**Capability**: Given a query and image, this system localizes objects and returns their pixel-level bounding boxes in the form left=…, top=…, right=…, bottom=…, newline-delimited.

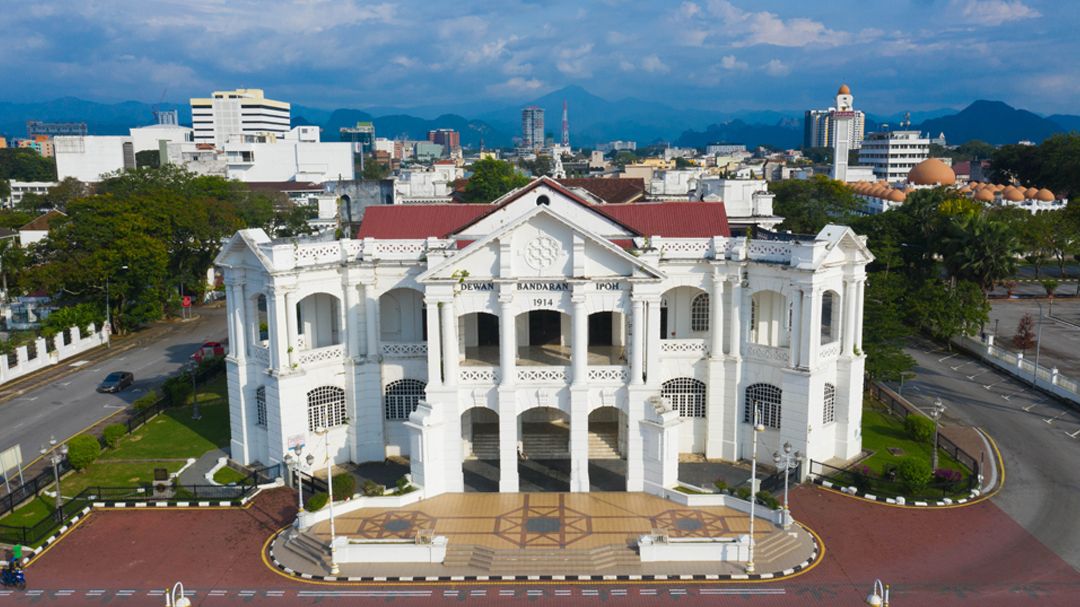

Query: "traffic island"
left=266, top=491, right=820, bottom=582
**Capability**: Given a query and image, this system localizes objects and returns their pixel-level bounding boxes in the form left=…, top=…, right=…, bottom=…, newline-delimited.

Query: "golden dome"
left=1036, top=188, right=1055, bottom=201
left=838, top=83, right=851, bottom=95
left=1024, top=187, right=1038, bottom=198
left=1003, top=186, right=1024, bottom=202
left=907, top=158, right=956, bottom=186
left=974, top=188, right=995, bottom=202
left=994, top=183, right=1006, bottom=191
left=887, top=189, right=906, bottom=202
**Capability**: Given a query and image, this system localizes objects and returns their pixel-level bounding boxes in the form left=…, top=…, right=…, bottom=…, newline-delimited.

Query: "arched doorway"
left=588, top=406, right=627, bottom=491
left=517, top=407, right=570, bottom=491
left=516, top=310, right=571, bottom=366
left=461, top=311, right=500, bottom=365
left=461, top=407, right=500, bottom=492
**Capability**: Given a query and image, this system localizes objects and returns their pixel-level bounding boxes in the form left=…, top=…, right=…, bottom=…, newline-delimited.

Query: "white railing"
left=955, top=334, right=1080, bottom=406
left=372, top=240, right=427, bottom=261
left=661, top=239, right=711, bottom=259
left=587, top=366, right=629, bottom=383
left=0, top=323, right=109, bottom=385
left=460, top=367, right=499, bottom=384
left=296, top=344, right=345, bottom=366
left=746, top=343, right=790, bottom=365
left=517, top=367, right=569, bottom=383
left=250, top=345, right=270, bottom=366
left=819, top=341, right=842, bottom=359
left=381, top=342, right=428, bottom=358
left=660, top=339, right=709, bottom=358
left=746, top=241, right=793, bottom=264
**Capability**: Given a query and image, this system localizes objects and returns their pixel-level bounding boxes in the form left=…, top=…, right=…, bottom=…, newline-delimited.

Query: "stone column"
left=499, top=293, right=516, bottom=384
left=363, top=283, right=379, bottom=359
left=570, top=290, right=590, bottom=492
left=441, top=299, right=458, bottom=386
left=284, top=290, right=298, bottom=367
left=790, top=288, right=803, bottom=369
left=630, top=297, right=645, bottom=385
left=645, top=297, right=661, bottom=386
left=244, top=288, right=259, bottom=353
left=855, top=279, right=865, bottom=352
left=230, top=282, right=247, bottom=361
left=268, top=286, right=289, bottom=371
left=842, top=279, right=856, bottom=355
left=710, top=271, right=724, bottom=359
left=801, top=287, right=816, bottom=368
left=425, top=296, right=442, bottom=387
left=728, top=278, right=742, bottom=357
left=497, top=291, right=519, bottom=491
left=571, top=293, right=588, bottom=385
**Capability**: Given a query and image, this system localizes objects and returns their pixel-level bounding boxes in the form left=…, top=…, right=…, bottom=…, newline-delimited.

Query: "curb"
left=810, top=478, right=982, bottom=508
left=264, top=526, right=821, bottom=584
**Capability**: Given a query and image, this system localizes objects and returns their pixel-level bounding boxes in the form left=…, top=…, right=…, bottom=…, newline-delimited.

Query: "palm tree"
left=939, top=213, right=1021, bottom=295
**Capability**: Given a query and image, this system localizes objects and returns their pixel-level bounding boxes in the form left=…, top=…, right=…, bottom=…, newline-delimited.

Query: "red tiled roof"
left=19, top=209, right=66, bottom=232
left=357, top=205, right=492, bottom=239
left=556, top=178, right=645, bottom=204
left=596, top=202, right=730, bottom=238
left=246, top=181, right=324, bottom=193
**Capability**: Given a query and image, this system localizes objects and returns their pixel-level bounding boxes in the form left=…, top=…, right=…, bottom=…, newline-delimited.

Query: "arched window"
left=662, top=378, right=706, bottom=418
left=823, top=383, right=836, bottom=424
left=307, top=386, right=346, bottom=432
left=384, top=379, right=427, bottom=420
left=691, top=293, right=710, bottom=332
left=744, top=383, right=782, bottom=429
left=255, top=386, right=267, bottom=427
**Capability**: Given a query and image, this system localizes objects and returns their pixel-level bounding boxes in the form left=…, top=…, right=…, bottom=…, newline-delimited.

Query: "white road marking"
left=60, top=381, right=72, bottom=387
left=499, top=589, right=515, bottom=596
left=1066, top=428, right=1080, bottom=439
left=1043, top=410, right=1069, bottom=424
left=966, top=369, right=990, bottom=379
left=984, top=379, right=1010, bottom=390
left=951, top=360, right=976, bottom=371
left=699, top=587, right=787, bottom=595
left=103, top=404, right=125, bottom=409
left=938, top=353, right=958, bottom=363
left=69, top=361, right=90, bottom=367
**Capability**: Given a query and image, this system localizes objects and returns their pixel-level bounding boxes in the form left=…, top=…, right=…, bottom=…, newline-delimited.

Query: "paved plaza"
left=989, top=298, right=1080, bottom=378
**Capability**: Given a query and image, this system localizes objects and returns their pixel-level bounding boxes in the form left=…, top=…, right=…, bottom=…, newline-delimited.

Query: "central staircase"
left=443, top=544, right=639, bottom=574
left=466, top=426, right=623, bottom=460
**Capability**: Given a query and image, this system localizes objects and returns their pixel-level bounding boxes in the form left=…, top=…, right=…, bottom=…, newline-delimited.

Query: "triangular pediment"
left=418, top=205, right=664, bottom=283
left=214, top=229, right=275, bottom=272
left=816, top=224, right=875, bottom=267
left=454, top=177, right=638, bottom=241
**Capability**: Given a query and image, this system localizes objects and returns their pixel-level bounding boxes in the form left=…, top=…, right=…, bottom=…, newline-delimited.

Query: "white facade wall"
left=223, top=141, right=354, bottom=183
left=130, top=125, right=193, bottom=153
left=858, top=130, right=929, bottom=184
left=216, top=180, right=871, bottom=499
left=1, top=181, right=57, bottom=208
left=54, top=136, right=130, bottom=182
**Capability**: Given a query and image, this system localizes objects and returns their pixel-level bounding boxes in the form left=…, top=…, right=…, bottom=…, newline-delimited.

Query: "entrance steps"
left=754, top=530, right=802, bottom=563
left=283, top=529, right=328, bottom=567
left=469, top=431, right=621, bottom=460
left=443, top=544, right=639, bottom=574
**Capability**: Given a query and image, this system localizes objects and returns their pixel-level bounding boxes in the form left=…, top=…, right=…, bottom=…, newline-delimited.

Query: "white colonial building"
left=215, top=177, right=871, bottom=497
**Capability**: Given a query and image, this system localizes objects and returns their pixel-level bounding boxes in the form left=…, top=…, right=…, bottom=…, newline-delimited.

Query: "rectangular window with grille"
left=255, top=387, right=267, bottom=427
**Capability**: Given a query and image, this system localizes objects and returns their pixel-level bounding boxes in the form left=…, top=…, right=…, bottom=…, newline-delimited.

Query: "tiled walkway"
left=306, top=492, right=771, bottom=551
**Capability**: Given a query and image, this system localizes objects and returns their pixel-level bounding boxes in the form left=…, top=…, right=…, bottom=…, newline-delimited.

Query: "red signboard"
left=182, top=296, right=192, bottom=308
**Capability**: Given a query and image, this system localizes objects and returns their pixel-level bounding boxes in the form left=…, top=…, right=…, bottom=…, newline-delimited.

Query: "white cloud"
left=706, top=0, right=849, bottom=47
left=641, top=54, right=670, bottom=73
left=720, top=55, right=748, bottom=70
left=682, top=29, right=710, bottom=47
left=618, top=59, right=636, bottom=72
left=556, top=43, right=594, bottom=77
left=763, top=59, right=790, bottom=76
left=679, top=2, right=701, bottom=18
left=486, top=76, right=545, bottom=96
left=606, top=31, right=632, bottom=45
left=951, top=0, right=1040, bottom=26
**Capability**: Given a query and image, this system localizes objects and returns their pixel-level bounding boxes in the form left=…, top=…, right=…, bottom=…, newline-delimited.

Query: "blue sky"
left=1, top=0, right=1076, bottom=115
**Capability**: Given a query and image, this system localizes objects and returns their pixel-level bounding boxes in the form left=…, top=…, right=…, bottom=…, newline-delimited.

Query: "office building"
left=428, top=129, right=461, bottom=151
left=521, top=106, right=545, bottom=150
left=190, top=89, right=291, bottom=146
left=803, top=85, right=865, bottom=150
left=858, top=130, right=929, bottom=183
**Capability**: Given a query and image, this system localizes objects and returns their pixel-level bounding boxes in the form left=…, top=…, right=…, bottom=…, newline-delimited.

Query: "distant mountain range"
left=2, top=87, right=1077, bottom=149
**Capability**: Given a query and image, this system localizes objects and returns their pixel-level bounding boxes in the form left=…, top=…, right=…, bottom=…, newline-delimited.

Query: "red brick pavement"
left=13, top=486, right=1080, bottom=606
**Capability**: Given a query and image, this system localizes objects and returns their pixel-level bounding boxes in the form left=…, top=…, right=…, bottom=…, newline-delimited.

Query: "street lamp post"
left=189, top=363, right=201, bottom=421
left=316, top=427, right=339, bottom=576
left=40, top=436, right=68, bottom=519
left=746, top=403, right=764, bottom=574
left=284, top=446, right=315, bottom=516
left=772, top=442, right=802, bottom=530
left=928, top=398, right=946, bottom=471
left=866, top=579, right=890, bottom=606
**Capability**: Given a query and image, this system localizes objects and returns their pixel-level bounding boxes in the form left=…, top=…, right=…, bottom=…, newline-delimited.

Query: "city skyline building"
left=858, top=129, right=930, bottom=183
left=521, top=106, right=544, bottom=150
left=190, top=88, right=291, bottom=147
left=803, top=85, right=865, bottom=150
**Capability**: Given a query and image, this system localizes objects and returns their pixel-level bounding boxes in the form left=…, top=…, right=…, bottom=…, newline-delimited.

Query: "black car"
left=97, top=371, right=134, bottom=393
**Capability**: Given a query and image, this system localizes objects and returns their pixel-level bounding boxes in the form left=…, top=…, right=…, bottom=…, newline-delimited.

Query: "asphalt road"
left=886, top=337, right=1080, bottom=570
left=0, top=308, right=227, bottom=483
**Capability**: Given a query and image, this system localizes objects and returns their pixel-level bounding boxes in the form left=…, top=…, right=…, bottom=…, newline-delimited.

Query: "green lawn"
left=100, top=402, right=229, bottom=460
left=0, top=496, right=53, bottom=528
left=61, top=461, right=185, bottom=495
left=860, top=408, right=967, bottom=477
left=213, top=466, right=247, bottom=485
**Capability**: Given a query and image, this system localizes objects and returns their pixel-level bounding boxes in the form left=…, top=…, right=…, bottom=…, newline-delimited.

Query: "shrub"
left=904, top=414, right=935, bottom=444
left=133, top=391, right=160, bottom=411
left=361, top=479, right=384, bottom=497
left=306, top=492, right=328, bottom=511
left=102, top=424, right=127, bottom=449
left=898, top=457, right=933, bottom=493
left=713, top=479, right=728, bottom=494
left=162, top=375, right=192, bottom=406
left=67, top=434, right=101, bottom=470
left=755, top=490, right=780, bottom=510
left=735, top=486, right=752, bottom=501
left=331, top=473, right=356, bottom=499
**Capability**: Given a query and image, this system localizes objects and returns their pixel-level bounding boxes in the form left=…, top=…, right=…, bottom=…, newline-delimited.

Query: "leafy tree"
left=938, top=213, right=1020, bottom=294
left=360, top=156, right=389, bottom=180
left=1013, top=313, right=1036, bottom=351
left=904, top=415, right=935, bottom=444
left=103, top=424, right=127, bottom=449
left=1041, top=279, right=1059, bottom=298
left=674, top=156, right=694, bottom=169
left=0, top=148, right=57, bottom=181
left=897, top=457, right=932, bottom=493
left=909, top=279, right=990, bottom=342
left=40, top=302, right=104, bottom=337
left=519, top=155, right=553, bottom=177
left=861, top=273, right=916, bottom=380
left=271, top=202, right=316, bottom=237
left=462, top=158, right=529, bottom=203
left=0, top=210, right=35, bottom=230
left=0, top=178, right=9, bottom=201
left=611, top=150, right=639, bottom=167
left=771, top=175, right=861, bottom=234
left=43, top=177, right=90, bottom=212
left=991, top=134, right=1080, bottom=199
left=67, top=434, right=101, bottom=471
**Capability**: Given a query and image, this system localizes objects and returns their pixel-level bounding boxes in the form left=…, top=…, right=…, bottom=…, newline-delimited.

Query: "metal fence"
left=0, top=464, right=279, bottom=547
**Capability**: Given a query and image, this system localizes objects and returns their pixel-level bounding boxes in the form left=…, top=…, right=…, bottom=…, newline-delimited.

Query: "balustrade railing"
left=296, top=344, right=345, bottom=366
left=381, top=342, right=428, bottom=358
left=746, top=343, right=790, bottom=364
left=587, top=366, right=629, bottom=383
left=517, top=367, right=569, bottom=383
left=460, top=367, right=499, bottom=384
left=659, top=339, right=709, bottom=358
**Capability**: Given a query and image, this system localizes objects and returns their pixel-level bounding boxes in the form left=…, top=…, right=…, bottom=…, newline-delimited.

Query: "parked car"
left=97, top=371, right=134, bottom=393
left=190, top=341, right=225, bottom=363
